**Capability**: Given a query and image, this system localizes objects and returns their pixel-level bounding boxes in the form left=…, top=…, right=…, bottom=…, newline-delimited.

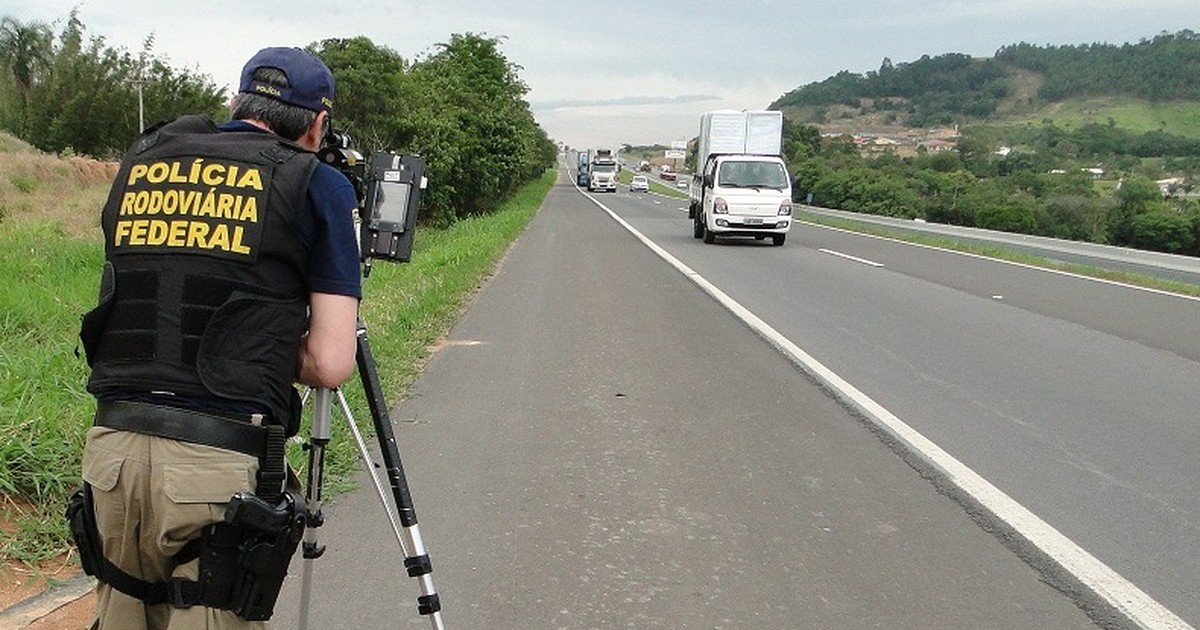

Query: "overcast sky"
left=5, top=0, right=1200, bottom=150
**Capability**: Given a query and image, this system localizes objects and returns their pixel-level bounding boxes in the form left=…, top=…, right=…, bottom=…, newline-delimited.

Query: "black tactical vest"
left=80, top=115, right=317, bottom=433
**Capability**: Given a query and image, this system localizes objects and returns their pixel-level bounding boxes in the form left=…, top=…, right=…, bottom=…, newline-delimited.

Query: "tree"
left=0, top=16, right=52, bottom=134
left=1, top=9, right=223, bottom=157
left=1111, top=176, right=1162, bottom=244
left=400, top=33, right=554, bottom=224
left=310, top=37, right=408, bottom=151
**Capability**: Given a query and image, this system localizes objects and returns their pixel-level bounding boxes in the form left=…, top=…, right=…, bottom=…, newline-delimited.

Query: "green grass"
left=796, top=210, right=1200, bottom=298
left=1000, top=96, right=1200, bottom=137
left=0, top=169, right=556, bottom=566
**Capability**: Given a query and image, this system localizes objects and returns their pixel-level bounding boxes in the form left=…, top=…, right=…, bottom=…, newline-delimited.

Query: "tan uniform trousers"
left=82, top=425, right=266, bottom=630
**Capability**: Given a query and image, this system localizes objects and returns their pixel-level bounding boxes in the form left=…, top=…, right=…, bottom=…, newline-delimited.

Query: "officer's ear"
left=298, top=111, right=327, bottom=152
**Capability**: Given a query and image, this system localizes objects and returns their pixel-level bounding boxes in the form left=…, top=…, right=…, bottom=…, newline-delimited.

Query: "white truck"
left=688, top=110, right=792, bottom=246
left=587, top=148, right=618, bottom=193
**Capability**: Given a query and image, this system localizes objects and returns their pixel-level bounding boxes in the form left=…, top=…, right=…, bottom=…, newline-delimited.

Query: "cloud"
left=531, top=94, right=722, bottom=112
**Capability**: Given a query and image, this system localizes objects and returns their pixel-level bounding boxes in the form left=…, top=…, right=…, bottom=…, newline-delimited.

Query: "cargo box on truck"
left=688, top=110, right=792, bottom=246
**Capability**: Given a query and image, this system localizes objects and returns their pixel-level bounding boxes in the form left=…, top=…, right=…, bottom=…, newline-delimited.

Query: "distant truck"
left=576, top=150, right=590, bottom=187
left=587, top=148, right=618, bottom=192
left=688, top=110, right=792, bottom=246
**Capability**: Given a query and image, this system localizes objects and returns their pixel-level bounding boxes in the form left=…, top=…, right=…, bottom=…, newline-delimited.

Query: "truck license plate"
left=745, top=218, right=763, bottom=225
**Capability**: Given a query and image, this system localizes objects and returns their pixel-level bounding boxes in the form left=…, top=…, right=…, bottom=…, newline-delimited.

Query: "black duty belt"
left=93, top=400, right=286, bottom=500
left=94, top=400, right=267, bottom=457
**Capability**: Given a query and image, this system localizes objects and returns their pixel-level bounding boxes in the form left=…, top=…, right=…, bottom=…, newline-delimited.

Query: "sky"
left=4, top=0, right=1200, bottom=150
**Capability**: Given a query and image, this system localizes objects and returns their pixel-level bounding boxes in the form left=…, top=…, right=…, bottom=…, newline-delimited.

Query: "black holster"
left=64, top=485, right=306, bottom=621
left=65, top=485, right=105, bottom=578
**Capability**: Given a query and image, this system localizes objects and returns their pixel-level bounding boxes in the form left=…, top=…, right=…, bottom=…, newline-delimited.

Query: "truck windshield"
left=591, top=164, right=616, bottom=173
left=717, top=161, right=788, bottom=190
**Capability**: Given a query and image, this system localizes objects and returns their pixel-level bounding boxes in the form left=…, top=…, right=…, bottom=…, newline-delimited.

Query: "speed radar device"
left=318, top=129, right=428, bottom=274
left=361, top=152, right=426, bottom=266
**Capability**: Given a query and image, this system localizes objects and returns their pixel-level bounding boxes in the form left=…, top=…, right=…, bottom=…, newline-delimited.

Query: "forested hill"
left=770, top=30, right=1200, bottom=129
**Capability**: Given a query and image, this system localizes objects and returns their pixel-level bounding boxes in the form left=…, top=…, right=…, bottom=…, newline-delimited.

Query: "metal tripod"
left=296, top=319, right=444, bottom=629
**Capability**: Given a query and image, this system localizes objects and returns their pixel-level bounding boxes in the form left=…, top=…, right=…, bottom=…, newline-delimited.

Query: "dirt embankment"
left=0, top=132, right=117, bottom=239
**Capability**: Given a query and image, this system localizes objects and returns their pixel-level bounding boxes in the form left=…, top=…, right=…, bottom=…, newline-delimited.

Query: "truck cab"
left=588, top=156, right=618, bottom=192
left=690, top=154, right=792, bottom=246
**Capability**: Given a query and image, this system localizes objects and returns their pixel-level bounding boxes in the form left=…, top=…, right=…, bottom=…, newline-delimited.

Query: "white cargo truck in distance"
left=688, top=110, right=792, bottom=246
left=587, top=149, right=618, bottom=193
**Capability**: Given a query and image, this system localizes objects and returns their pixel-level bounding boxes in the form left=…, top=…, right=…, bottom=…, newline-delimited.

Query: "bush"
left=1130, top=209, right=1196, bottom=254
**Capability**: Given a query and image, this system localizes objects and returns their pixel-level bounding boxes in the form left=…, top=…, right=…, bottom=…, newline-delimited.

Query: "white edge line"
left=580, top=190, right=1193, bottom=630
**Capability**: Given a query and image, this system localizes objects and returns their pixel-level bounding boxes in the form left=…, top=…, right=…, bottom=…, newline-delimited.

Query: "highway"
left=270, top=166, right=1197, bottom=628
left=594, top=172, right=1200, bottom=627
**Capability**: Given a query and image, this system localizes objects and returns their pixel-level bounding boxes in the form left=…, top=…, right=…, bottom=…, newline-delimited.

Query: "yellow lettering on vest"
left=201, top=164, right=226, bottom=186
left=160, top=189, right=178, bottom=215
left=208, top=223, right=231, bottom=251
left=239, top=197, right=258, bottom=223
left=180, top=189, right=200, bottom=215
left=230, top=225, right=251, bottom=255
left=217, top=193, right=236, bottom=219
left=186, top=221, right=209, bottom=248
left=120, top=192, right=138, bottom=216
left=145, top=162, right=169, bottom=184
left=146, top=220, right=169, bottom=245
left=235, top=168, right=263, bottom=191
left=114, top=220, right=133, bottom=246
left=127, top=164, right=149, bottom=186
left=167, top=220, right=187, bottom=246
left=127, top=219, right=150, bottom=245
left=131, top=191, right=150, bottom=215
left=187, top=159, right=204, bottom=184
left=168, top=161, right=188, bottom=184
left=198, top=189, right=217, bottom=217
left=147, top=190, right=163, bottom=215
left=225, top=165, right=239, bottom=187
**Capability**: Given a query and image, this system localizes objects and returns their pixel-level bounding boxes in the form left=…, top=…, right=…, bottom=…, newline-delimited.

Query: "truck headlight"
left=778, top=200, right=792, bottom=216
left=713, top=198, right=728, bottom=214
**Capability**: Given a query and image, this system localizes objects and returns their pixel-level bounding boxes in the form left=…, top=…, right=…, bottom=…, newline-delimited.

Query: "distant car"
left=576, top=169, right=589, bottom=187
left=659, top=171, right=677, bottom=181
left=676, top=177, right=689, bottom=189
left=630, top=175, right=649, bottom=192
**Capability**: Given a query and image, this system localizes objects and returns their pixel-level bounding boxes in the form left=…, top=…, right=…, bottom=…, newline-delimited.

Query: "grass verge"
left=0, top=168, right=556, bottom=567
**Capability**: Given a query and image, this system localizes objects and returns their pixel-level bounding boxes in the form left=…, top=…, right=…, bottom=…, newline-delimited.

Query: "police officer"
left=74, top=47, right=362, bottom=629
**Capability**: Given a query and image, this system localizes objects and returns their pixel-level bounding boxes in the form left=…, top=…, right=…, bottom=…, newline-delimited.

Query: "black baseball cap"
left=238, top=47, right=335, bottom=113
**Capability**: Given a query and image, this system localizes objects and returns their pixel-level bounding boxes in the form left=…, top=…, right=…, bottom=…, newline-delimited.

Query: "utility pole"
left=132, top=75, right=145, bottom=133
left=130, top=57, right=146, bottom=133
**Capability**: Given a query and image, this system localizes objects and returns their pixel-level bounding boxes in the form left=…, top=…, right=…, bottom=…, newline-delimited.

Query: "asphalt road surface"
left=591, top=175, right=1200, bottom=628
left=266, top=170, right=1117, bottom=629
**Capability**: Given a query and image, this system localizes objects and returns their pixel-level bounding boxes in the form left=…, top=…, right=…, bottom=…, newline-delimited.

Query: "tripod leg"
left=297, top=387, right=334, bottom=630
left=355, top=321, right=444, bottom=628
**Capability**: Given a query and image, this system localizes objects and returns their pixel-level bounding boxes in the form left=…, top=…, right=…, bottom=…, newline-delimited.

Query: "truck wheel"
left=702, top=224, right=716, bottom=244
left=772, top=234, right=786, bottom=246
left=692, top=215, right=704, bottom=239
left=687, top=203, right=696, bottom=220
